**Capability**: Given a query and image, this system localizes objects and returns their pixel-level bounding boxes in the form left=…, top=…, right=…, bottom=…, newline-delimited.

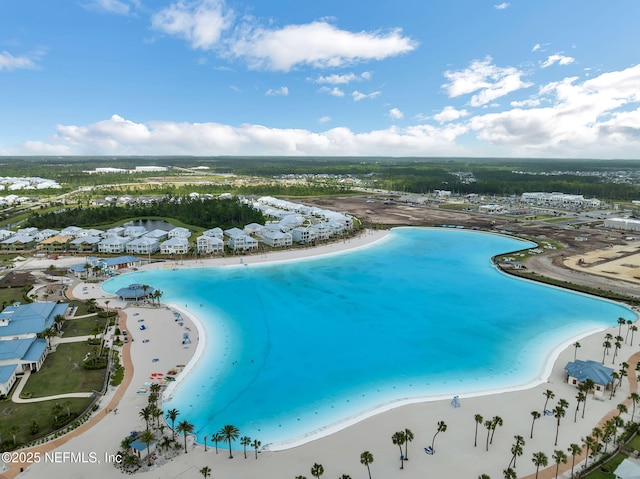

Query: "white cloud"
left=14, top=64, right=640, bottom=159
left=352, top=90, right=381, bottom=101
left=541, top=53, right=576, bottom=68
left=20, top=114, right=467, bottom=156
left=265, top=86, right=289, bottom=96
left=532, top=44, right=541, bottom=53
left=315, top=71, right=372, bottom=85
left=151, top=0, right=233, bottom=50
left=318, top=116, right=331, bottom=124
left=442, top=56, right=533, bottom=106
left=389, top=108, right=404, bottom=120
left=494, top=3, right=510, bottom=10
left=0, top=51, right=38, bottom=71
left=228, top=21, right=417, bottom=71
left=510, top=98, right=541, bottom=108
left=433, top=106, right=469, bottom=123
left=468, top=64, right=640, bottom=156
left=320, top=86, right=345, bottom=97
left=85, top=0, right=131, bottom=15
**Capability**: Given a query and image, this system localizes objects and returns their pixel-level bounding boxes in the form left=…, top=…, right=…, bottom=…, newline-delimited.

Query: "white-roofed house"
left=0, top=229, right=14, bottom=240
left=309, top=223, right=333, bottom=241
left=0, top=235, right=36, bottom=252
left=228, top=234, right=258, bottom=252
left=168, top=227, right=191, bottom=239
left=244, top=223, right=264, bottom=235
left=160, top=237, right=190, bottom=255
left=279, top=214, right=305, bottom=231
left=69, top=236, right=102, bottom=253
left=16, top=227, right=38, bottom=236
left=60, top=226, right=84, bottom=237
left=32, top=229, right=60, bottom=242
left=291, top=226, right=318, bottom=244
left=104, top=226, right=125, bottom=237
left=202, top=227, right=223, bottom=239
left=260, top=230, right=292, bottom=248
left=197, top=235, right=224, bottom=254
left=123, top=225, right=148, bottom=238
left=144, top=229, right=169, bottom=241
left=126, top=237, right=160, bottom=255
left=98, top=236, right=130, bottom=254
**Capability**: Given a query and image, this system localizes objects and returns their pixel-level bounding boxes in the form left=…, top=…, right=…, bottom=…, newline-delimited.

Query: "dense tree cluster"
left=26, top=197, right=265, bottom=230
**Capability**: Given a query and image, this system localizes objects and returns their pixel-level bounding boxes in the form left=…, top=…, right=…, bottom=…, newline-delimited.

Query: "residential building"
left=99, top=256, right=142, bottom=272
left=196, top=235, right=224, bottom=254
left=39, top=235, right=74, bottom=253
left=260, top=230, right=292, bottom=248
left=160, top=237, right=190, bottom=255
left=228, top=234, right=258, bottom=252
left=291, top=226, right=318, bottom=244
left=69, top=236, right=101, bottom=253
left=98, top=236, right=130, bottom=254
left=126, top=237, right=160, bottom=255
left=168, top=227, right=191, bottom=239
left=123, top=226, right=148, bottom=238
left=202, top=227, right=223, bottom=239
left=0, top=235, right=36, bottom=252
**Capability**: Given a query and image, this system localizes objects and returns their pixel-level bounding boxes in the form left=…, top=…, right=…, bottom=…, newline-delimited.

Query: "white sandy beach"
left=7, top=228, right=640, bottom=479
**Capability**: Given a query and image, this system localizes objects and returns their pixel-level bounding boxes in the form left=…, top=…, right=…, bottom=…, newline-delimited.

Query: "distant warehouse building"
left=604, top=218, right=640, bottom=232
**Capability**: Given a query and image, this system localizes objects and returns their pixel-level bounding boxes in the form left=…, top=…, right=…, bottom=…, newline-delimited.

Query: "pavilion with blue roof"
left=564, top=359, right=614, bottom=398
left=115, top=284, right=156, bottom=301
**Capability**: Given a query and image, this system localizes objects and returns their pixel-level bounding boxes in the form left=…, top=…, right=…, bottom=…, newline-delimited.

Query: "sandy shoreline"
left=6, top=227, right=640, bottom=479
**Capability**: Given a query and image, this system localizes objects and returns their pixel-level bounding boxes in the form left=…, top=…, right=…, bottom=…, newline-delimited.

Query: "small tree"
left=532, top=451, right=548, bottom=479
left=311, top=462, right=324, bottom=479
left=360, top=451, right=374, bottom=479
left=392, top=431, right=406, bottom=469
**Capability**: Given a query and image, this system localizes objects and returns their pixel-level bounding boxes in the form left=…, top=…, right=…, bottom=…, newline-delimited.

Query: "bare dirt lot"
left=303, top=194, right=640, bottom=300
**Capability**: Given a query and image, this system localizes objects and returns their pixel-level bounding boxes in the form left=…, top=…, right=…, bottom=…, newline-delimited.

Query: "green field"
left=61, top=315, right=108, bottom=337
left=20, top=343, right=107, bottom=398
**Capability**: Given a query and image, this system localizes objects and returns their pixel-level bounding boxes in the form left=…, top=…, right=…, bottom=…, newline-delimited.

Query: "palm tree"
left=40, top=327, right=57, bottom=351
left=573, top=341, right=581, bottom=360
left=582, top=379, right=595, bottom=418
left=474, top=414, right=483, bottom=447
left=602, top=339, right=611, bottom=363
left=629, top=392, right=640, bottom=421
left=612, top=336, right=623, bottom=363
left=219, top=424, right=240, bottom=459
left=617, top=402, right=628, bottom=417
left=603, top=418, right=616, bottom=453
left=431, top=421, right=447, bottom=450
left=591, top=426, right=604, bottom=452
left=611, top=372, right=620, bottom=399
left=199, top=466, right=212, bottom=478
left=139, top=405, right=153, bottom=432
left=311, top=462, right=324, bottom=479
left=625, top=320, right=633, bottom=343
left=503, top=468, right=516, bottom=479
left=484, top=419, right=493, bottom=451
left=567, top=443, right=582, bottom=478
left=241, top=435, right=251, bottom=459
left=582, top=435, right=597, bottom=467
left=139, top=430, right=156, bottom=466
left=212, top=432, right=222, bottom=454
left=338, top=475, right=351, bottom=479
left=252, top=438, right=261, bottom=459
left=176, top=419, right=194, bottom=453
left=404, top=428, right=414, bottom=460
left=552, top=450, right=567, bottom=479
left=542, top=389, right=555, bottom=413
left=530, top=411, right=541, bottom=438
left=489, top=415, right=503, bottom=445
left=574, top=391, right=585, bottom=422
left=618, top=317, right=626, bottom=337
left=392, top=431, right=406, bottom=469
left=631, top=325, right=638, bottom=346
left=53, top=313, right=65, bottom=332
left=508, top=435, right=525, bottom=469
left=166, top=408, right=179, bottom=439
left=360, top=451, right=374, bottom=479
left=553, top=399, right=568, bottom=446
left=532, top=451, right=548, bottom=479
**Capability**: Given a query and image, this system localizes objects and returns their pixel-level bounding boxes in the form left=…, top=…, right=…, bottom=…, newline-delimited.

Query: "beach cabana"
left=564, top=359, right=614, bottom=398
left=115, top=284, right=155, bottom=302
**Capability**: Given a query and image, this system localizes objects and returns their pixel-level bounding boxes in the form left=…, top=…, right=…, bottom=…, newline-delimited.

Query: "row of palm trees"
left=294, top=451, right=374, bottom=479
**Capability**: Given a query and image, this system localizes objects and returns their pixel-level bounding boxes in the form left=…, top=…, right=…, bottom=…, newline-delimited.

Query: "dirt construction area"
left=304, top=194, right=640, bottom=300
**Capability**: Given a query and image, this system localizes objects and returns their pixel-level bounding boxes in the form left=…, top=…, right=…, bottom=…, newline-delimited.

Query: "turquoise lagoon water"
left=103, top=227, right=635, bottom=448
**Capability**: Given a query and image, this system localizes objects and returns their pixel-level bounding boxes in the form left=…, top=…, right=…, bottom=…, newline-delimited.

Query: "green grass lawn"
left=584, top=452, right=627, bottom=478
left=0, top=396, right=91, bottom=447
left=61, top=315, right=107, bottom=337
left=20, top=343, right=107, bottom=398
left=0, top=287, right=26, bottom=308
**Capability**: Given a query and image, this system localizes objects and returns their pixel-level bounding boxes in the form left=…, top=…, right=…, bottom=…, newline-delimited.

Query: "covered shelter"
left=115, top=284, right=155, bottom=302
left=564, top=359, right=614, bottom=398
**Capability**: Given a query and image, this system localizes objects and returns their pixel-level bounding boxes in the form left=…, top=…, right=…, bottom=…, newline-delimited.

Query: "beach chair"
left=424, top=446, right=434, bottom=455
left=544, top=409, right=553, bottom=416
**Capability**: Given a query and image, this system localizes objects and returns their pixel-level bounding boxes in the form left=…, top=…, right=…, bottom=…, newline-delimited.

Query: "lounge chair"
left=424, top=446, right=435, bottom=455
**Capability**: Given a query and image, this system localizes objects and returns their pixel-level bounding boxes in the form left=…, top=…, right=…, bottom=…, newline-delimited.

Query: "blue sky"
left=1, top=0, right=639, bottom=158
